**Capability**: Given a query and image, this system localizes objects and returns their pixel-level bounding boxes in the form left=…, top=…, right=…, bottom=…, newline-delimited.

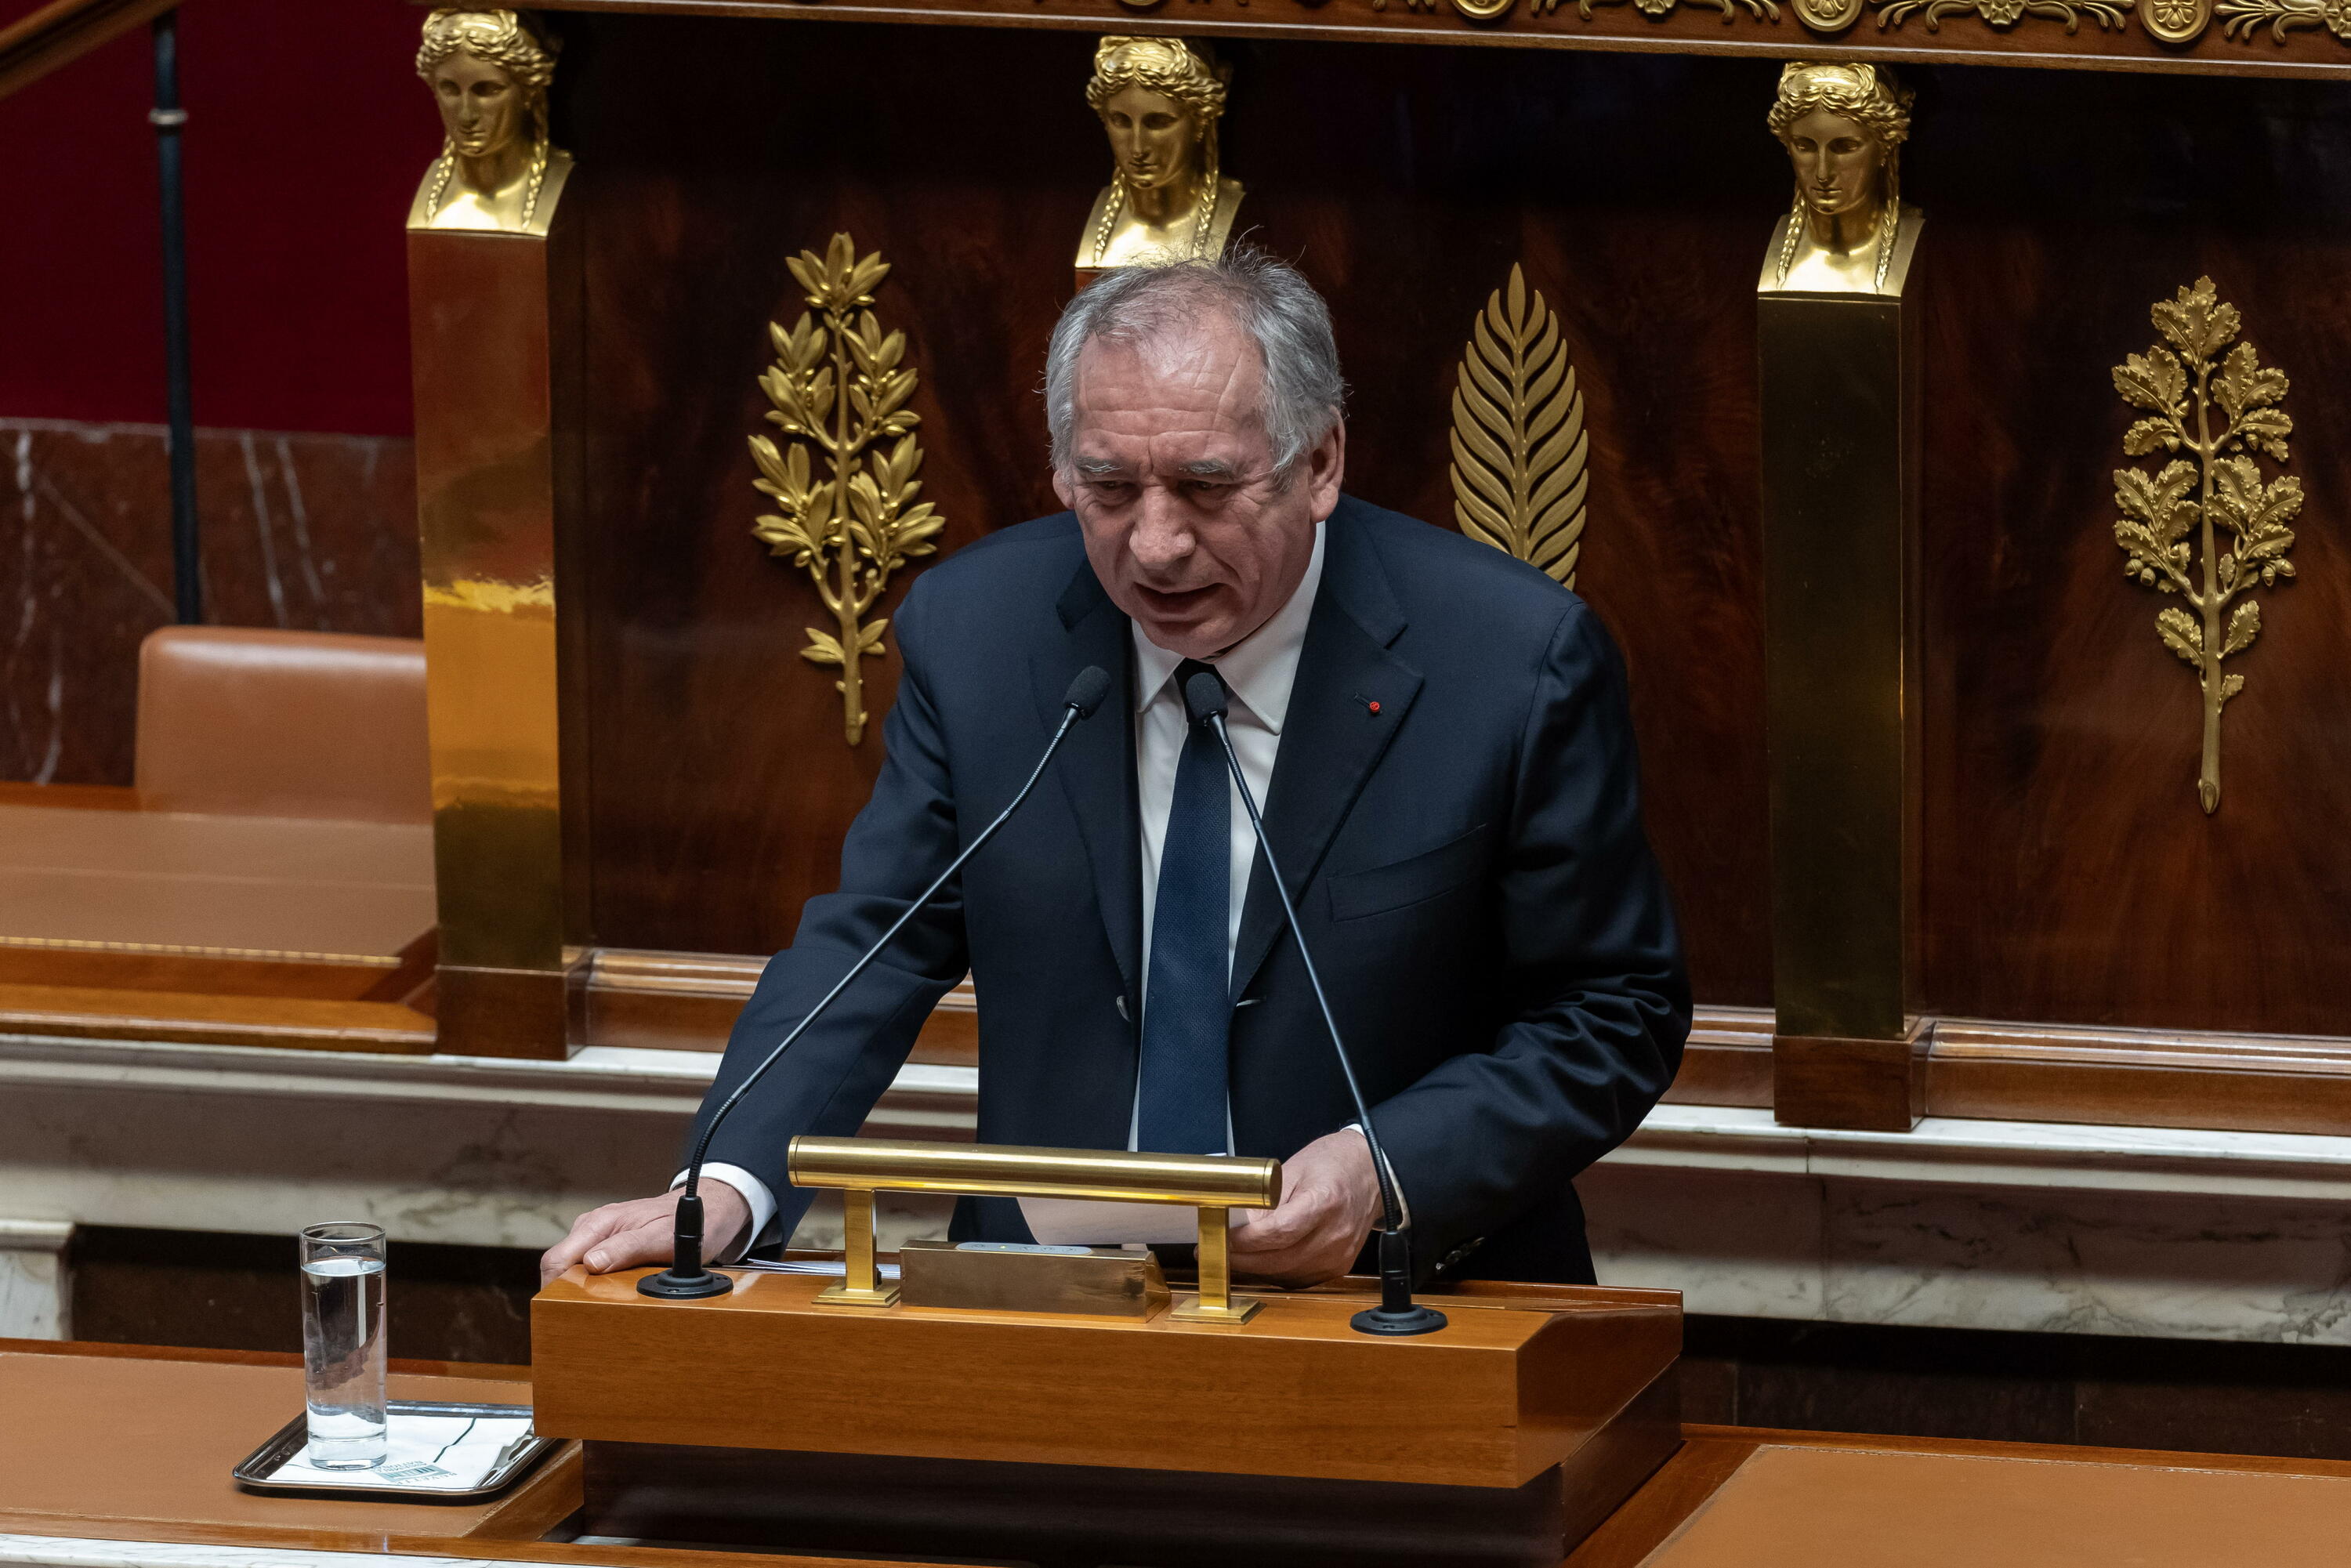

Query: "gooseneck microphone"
left=639, top=665, right=1115, bottom=1300
left=1182, top=668, right=1447, bottom=1337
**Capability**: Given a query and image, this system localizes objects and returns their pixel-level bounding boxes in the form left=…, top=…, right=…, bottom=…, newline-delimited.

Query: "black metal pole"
left=151, top=8, right=200, bottom=625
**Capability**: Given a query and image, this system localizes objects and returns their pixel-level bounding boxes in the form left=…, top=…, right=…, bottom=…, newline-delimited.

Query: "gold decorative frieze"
left=2142, top=0, right=2213, bottom=40
left=1794, top=0, right=1867, bottom=26
left=2110, top=277, right=2298, bottom=816
left=763, top=0, right=2351, bottom=53
left=749, top=234, right=944, bottom=747
left=1580, top=0, right=1778, bottom=20
left=1875, top=0, right=2131, bottom=30
left=2216, top=0, right=2351, bottom=40
left=1450, top=265, right=1588, bottom=590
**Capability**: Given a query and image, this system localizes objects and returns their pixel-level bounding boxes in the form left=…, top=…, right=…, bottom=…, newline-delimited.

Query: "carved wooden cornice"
left=545, top=0, right=2351, bottom=81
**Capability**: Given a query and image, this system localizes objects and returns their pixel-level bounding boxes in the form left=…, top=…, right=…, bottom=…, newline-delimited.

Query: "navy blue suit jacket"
left=691, top=494, right=1690, bottom=1284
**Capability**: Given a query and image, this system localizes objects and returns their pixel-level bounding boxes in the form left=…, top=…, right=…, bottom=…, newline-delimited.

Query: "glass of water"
left=299, top=1221, right=387, bottom=1470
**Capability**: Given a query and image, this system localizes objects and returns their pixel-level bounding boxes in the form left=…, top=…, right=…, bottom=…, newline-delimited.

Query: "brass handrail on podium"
left=787, top=1136, right=1282, bottom=1322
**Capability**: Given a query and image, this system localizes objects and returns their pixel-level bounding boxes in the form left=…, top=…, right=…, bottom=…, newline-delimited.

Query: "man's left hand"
left=1229, top=1128, right=1382, bottom=1287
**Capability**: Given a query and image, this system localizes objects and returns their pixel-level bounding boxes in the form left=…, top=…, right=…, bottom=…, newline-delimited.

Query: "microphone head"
left=1182, top=668, right=1229, bottom=726
left=1064, top=665, right=1113, bottom=719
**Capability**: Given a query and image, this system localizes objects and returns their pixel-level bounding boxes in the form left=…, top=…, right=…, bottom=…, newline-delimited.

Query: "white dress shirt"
left=1132, top=520, right=1324, bottom=1015
left=693, top=523, right=1353, bottom=1251
left=1121, top=522, right=1324, bottom=1154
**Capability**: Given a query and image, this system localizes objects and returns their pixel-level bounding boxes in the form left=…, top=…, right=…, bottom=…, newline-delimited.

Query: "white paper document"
left=1017, top=1199, right=1241, bottom=1246
left=267, top=1411, right=534, bottom=1491
left=731, top=1257, right=904, bottom=1279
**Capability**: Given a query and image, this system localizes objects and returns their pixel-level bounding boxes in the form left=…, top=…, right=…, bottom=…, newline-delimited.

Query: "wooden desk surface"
left=0, top=802, right=433, bottom=961
left=0, top=1342, right=542, bottom=1544
left=1569, top=1424, right=2351, bottom=1568
left=19, top=1338, right=2351, bottom=1568
left=0, top=783, right=146, bottom=812
left=0, top=1341, right=938, bottom=1568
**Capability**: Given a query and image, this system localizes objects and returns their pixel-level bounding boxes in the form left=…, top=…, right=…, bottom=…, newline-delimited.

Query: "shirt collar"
left=1132, top=520, right=1327, bottom=736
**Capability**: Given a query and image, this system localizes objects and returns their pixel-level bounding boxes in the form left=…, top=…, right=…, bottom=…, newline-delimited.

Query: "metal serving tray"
left=231, top=1399, right=560, bottom=1502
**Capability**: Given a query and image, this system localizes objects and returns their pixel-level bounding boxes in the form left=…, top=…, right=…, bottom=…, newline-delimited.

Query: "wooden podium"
left=532, top=1266, right=1682, bottom=1567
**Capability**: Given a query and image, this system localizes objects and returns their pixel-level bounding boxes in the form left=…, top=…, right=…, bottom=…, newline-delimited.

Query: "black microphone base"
left=1353, top=1229, right=1447, bottom=1334
left=636, top=1266, right=735, bottom=1300
left=1350, top=1300, right=1449, bottom=1336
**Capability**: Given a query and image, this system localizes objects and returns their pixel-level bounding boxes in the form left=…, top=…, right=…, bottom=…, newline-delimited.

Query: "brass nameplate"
left=897, top=1240, right=1169, bottom=1318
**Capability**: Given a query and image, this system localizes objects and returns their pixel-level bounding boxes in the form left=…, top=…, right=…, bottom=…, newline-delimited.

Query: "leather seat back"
left=135, top=627, right=432, bottom=824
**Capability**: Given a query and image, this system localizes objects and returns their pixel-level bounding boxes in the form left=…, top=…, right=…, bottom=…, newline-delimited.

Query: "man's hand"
left=1229, top=1128, right=1382, bottom=1288
left=538, top=1182, right=752, bottom=1287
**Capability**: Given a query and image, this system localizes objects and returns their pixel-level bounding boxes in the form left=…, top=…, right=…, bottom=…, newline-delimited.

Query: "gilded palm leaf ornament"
left=2110, top=277, right=2299, bottom=815
left=1450, top=265, right=1589, bottom=590
left=748, top=234, right=944, bottom=746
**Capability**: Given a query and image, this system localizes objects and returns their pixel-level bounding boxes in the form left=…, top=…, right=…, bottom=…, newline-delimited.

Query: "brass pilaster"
left=1759, top=285, right=1918, bottom=1034
left=408, top=219, right=583, bottom=1059
left=1759, top=280, right=1924, bottom=1129
left=405, top=9, right=587, bottom=1061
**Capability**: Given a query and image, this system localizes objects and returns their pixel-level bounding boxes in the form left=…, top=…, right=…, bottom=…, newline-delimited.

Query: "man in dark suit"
left=544, top=251, right=1688, bottom=1289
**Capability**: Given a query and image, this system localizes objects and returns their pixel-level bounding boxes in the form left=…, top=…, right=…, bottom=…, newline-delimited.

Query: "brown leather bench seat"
left=0, top=628, right=439, bottom=1043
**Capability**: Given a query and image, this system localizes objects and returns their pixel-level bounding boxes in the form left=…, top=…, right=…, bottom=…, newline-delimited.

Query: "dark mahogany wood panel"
left=563, top=17, right=1777, bottom=1001
left=1230, top=42, right=1777, bottom=1010
left=566, top=19, right=1087, bottom=957
left=1914, top=66, right=2351, bottom=1034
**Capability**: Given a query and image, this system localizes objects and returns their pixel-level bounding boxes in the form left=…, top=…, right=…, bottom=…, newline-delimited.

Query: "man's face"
left=1786, top=107, right=1880, bottom=220
left=1054, top=317, right=1344, bottom=660
left=433, top=52, right=522, bottom=159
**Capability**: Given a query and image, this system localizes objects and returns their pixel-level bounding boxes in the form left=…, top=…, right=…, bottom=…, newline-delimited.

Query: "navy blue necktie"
left=1136, top=659, right=1230, bottom=1155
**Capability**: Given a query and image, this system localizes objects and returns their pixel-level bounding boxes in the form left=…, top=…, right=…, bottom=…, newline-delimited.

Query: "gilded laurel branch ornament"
left=2110, top=277, right=2298, bottom=816
left=749, top=233, right=944, bottom=747
left=1451, top=265, right=1588, bottom=590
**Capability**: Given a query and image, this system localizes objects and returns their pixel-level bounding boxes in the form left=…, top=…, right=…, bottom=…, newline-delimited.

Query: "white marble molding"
left=0, top=1219, right=72, bottom=1340
left=9, top=1030, right=2351, bottom=1345
left=0, top=1536, right=478, bottom=1568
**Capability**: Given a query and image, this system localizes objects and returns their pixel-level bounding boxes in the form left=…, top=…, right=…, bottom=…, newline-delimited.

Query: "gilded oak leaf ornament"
left=2109, top=277, right=2298, bottom=814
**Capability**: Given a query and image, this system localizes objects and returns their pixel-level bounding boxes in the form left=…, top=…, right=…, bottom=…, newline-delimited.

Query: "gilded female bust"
left=407, top=9, right=572, bottom=237
left=1075, top=37, right=1244, bottom=273
left=1761, top=62, right=1922, bottom=298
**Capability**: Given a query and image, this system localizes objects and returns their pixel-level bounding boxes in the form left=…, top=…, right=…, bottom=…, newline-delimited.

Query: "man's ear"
left=1306, top=420, right=1347, bottom=523
left=1052, top=465, right=1077, bottom=512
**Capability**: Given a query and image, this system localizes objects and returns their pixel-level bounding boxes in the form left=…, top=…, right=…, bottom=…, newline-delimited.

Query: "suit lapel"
left=1230, top=506, right=1423, bottom=1002
left=1033, top=559, right=1143, bottom=1008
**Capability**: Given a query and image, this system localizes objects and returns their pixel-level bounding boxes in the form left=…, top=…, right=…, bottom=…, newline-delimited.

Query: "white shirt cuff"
left=1342, top=1123, right=1411, bottom=1230
left=671, top=1164, right=779, bottom=1262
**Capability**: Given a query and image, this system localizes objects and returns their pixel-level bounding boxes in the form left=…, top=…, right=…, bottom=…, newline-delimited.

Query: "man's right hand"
left=538, top=1182, right=753, bottom=1288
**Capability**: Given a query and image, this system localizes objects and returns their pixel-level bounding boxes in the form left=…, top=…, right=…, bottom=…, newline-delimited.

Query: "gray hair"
left=1045, top=248, right=1347, bottom=480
